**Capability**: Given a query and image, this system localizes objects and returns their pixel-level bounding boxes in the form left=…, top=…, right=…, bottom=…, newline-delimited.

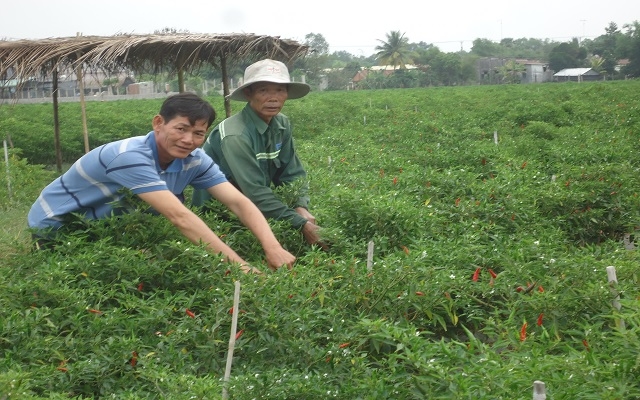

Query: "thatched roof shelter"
left=1, top=32, right=309, bottom=102
left=0, top=33, right=309, bottom=170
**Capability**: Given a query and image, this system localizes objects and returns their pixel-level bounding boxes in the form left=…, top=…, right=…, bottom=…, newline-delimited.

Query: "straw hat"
left=227, top=59, right=311, bottom=101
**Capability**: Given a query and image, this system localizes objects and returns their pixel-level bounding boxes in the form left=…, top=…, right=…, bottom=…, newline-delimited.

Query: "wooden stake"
left=606, top=266, right=625, bottom=330
left=222, top=280, right=241, bottom=399
left=3, top=140, right=12, bottom=201
left=367, top=240, right=374, bottom=272
left=533, top=380, right=546, bottom=399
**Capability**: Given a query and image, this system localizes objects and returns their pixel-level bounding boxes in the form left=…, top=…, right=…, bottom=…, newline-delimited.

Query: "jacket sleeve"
left=222, top=133, right=308, bottom=229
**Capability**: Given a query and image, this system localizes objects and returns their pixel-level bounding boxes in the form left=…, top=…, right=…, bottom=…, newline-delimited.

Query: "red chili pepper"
left=130, top=351, right=138, bottom=367
left=393, top=177, right=398, bottom=185
left=521, top=161, right=527, bottom=169
left=339, top=342, right=350, bottom=348
left=488, top=269, right=497, bottom=279
left=186, top=309, right=195, bottom=318
left=88, top=308, right=103, bottom=315
left=228, top=307, right=234, bottom=315
left=520, top=322, right=528, bottom=342
left=472, top=267, right=481, bottom=282
left=57, top=360, right=68, bottom=372
left=401, top=245, right=409, bottom=255
left=537, top=313, right=544, bottom=326
left=538, top=285, right=544, bottom=293
left=455, top=197, right=461, bottom=207
left=516, top=286, right=524, bottom=292
left=235, top=330, right=244, bottom=340
left=137, top=282, right=144, bottom=291
left=415, top=291, right=424, bottom=296
left=582, top=339, right=590, bottom=351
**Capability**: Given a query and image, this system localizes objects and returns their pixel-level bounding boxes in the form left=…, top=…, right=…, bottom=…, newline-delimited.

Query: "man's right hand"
left=301, top=221, right=329, bottom=250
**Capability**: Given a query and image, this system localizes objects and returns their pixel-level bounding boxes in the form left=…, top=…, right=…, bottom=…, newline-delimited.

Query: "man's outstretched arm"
left=207, top=182, right=296, bottom=270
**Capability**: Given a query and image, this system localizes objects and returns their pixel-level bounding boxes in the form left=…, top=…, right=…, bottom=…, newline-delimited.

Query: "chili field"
left=1, top=80, right=640, bottom=399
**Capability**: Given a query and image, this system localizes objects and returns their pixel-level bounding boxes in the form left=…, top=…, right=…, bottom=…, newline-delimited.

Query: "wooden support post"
left=3, top=139, right=11, bottom=201
left=75, top=48, right=89, bottom=154
left=52, top=68, right=62, bottom=173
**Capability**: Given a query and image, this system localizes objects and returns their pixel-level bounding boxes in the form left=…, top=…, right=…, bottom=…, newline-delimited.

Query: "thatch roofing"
left=0, top=32, right=309, bottom=80
left=0, top=33, right=309, bottom=172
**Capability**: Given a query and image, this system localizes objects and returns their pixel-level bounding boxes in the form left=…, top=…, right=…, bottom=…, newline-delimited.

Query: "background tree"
left=459, top=54, right=480, bottom=84
left=471, top=38, right=501, bottom=57
left=375, top=31, right=413, bottom=68
left=548, top=39, right=587, bottom=72
left=619, top=21, right=640, bottom=77
left=429, top=52, right=462, bottom=86
left=294, top=33, right=331, bottom=90
left=585, top=22, right=622, bottom=76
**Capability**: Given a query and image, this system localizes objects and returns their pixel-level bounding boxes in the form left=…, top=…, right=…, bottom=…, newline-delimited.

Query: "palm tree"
left=375, top=31, right=413, bottom=69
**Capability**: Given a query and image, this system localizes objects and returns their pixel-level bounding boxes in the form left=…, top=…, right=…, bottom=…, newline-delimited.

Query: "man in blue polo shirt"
left=28, top=92, right=295, bottom=272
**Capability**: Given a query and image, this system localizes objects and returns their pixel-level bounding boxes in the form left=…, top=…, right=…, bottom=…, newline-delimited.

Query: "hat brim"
left=227, top=81, right=311, bottom=101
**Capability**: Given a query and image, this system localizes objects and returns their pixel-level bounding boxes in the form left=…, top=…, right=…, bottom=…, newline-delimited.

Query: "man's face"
left=244, top=82, right=289, bottom=123
left=153, top=115, right=208, bottom=167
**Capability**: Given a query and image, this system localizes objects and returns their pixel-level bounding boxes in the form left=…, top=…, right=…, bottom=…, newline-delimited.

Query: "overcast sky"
left=3, top=0, right=639, bottom=55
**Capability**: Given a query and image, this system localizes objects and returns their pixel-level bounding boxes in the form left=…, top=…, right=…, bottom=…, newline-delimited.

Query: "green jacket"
left=192, top=104, right=310, bottom=228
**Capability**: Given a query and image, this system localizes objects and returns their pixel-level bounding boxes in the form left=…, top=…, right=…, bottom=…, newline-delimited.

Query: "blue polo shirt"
left=28, top=131, right=227, bottom=230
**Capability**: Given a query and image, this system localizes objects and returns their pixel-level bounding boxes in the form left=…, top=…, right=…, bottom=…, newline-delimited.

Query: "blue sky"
left=3, top=0, right=639, bottom=55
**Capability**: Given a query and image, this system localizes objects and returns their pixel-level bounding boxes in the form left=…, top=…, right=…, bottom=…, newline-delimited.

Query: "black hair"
left=158, top=93, right=216, bottom=128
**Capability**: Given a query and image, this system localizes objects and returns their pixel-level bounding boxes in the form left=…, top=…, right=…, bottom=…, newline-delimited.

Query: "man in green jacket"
left=192, top=59, right=325, bottom=248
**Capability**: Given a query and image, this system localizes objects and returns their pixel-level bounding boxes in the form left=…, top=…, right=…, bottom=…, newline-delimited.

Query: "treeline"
left=147, top=21, right=640, bottom=92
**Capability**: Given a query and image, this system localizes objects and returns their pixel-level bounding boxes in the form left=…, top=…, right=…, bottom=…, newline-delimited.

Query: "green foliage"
left=0, top=149, right=56, bottom=210
left=2, top=81, right=640, bottom=398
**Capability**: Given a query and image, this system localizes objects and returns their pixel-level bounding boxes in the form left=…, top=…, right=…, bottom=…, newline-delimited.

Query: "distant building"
left=615, top=59, right=629, bottom=72
left=1, top=67, right=138, bottom=99
left=350, top=64, right=419, bottom=87
left=476, top=58, right=553, bottom=84
left=553, top=68, right=601, bottom=82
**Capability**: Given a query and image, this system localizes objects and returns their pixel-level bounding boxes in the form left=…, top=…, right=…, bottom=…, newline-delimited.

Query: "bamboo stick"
left=222, top=280, right=241, bottom=399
